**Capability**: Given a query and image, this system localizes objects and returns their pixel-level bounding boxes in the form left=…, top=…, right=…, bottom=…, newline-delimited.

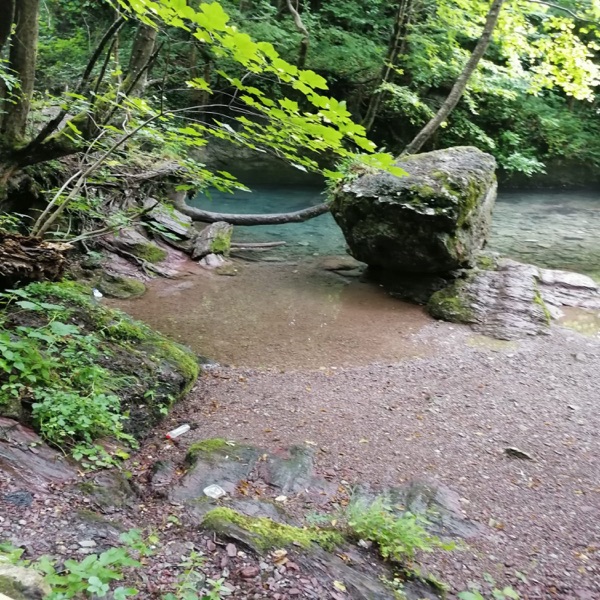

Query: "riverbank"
left=2, top=310, right=598, bottom=598
left=154, top=318, right=600, bottom=597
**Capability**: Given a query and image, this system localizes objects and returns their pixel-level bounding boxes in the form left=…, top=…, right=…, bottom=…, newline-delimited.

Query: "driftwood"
left=0, top=233, right=70, bottom=289
left=170, top=190, right=330, bottom=226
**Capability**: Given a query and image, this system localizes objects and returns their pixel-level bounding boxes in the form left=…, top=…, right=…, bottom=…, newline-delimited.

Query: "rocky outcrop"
left=191, top=222, right=233, bottom=261
left=0, top=418, right=77, bottom=493
left=331, top=146, right=497, bottom=274
left=427, top=258, right=600, bottom=339
left=0, top=564, right=51, bottom=600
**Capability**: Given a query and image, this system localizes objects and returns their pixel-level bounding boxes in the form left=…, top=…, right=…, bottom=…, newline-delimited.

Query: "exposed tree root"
left=0, top=233, right=70, bottom=289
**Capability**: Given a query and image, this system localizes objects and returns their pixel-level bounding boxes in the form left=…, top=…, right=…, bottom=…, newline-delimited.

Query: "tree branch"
left=524, top=0, right=600, bottom=25
left=24, top=17, right=125, bottom=152
left=170, top=190, right=330, bottom=225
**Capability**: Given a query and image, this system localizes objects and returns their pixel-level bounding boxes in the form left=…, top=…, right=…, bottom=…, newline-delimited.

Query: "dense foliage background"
left=28, top=0, right=600, bottom=184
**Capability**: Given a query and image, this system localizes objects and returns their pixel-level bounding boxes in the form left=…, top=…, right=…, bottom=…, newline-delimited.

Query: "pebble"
left=78, top=540, right=97, bottom=548
left=239, top=565, right=260, bottom=579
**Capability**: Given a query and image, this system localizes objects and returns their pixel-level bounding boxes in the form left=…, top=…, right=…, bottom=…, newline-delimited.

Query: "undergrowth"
left=0, top=530, right=228, bottom=600
left=0, top=283, right=136, bottom=467
left=0, top=280, right=198, bottom=468
left=346, top=497, right=455, bottom=562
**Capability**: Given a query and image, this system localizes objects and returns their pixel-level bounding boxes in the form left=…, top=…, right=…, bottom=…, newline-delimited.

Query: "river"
left=192, top=187, right=600, bottom=280
left=111, top=187, right=599, bottom=369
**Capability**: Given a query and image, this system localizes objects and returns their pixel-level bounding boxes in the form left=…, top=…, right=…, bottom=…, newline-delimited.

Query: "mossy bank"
left=0, top=281, right=199, bottom=447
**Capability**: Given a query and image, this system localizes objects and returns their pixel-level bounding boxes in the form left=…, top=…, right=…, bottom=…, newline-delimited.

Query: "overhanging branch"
left=170, top=190, right=330, bottom=225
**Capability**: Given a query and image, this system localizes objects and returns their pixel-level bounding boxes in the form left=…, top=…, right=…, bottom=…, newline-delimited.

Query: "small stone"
left=226, top=543, right=237, bottom=557
left=203, top=484, right=227, bottom=499
left=288, top=588, right=301, bottom=596
left=78, top=540, right=97, bottom=548
left=504, top=447, right=535, bottom=460
left=239, top=566, right=260, bottom=579
left=206, top=539, right=217, bottom=552
left=574, top=353, right=587, bottom=362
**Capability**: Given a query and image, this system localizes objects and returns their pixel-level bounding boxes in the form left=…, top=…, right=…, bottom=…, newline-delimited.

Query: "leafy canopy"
left=109, top=0, right=403, bottom=181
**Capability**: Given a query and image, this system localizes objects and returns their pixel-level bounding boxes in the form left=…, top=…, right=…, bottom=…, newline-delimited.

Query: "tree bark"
left=0, top=0, right=15, bottom=55
left=1, top=0, right=39, bottom=144
left=171, top=191, right=330, bottom=225
left=362, top=0, right=412, bottom=132
left=286, top=0, right=310, bottom=69
left=125, top=23, right=158, bottom=96
left=401, top=0, right=505, bottom=156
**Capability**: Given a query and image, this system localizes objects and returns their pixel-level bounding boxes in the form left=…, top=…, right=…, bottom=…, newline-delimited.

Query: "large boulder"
left=331, top=146, right=497, bottom=274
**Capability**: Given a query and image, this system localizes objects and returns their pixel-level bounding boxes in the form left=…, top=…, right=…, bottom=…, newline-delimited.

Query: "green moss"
left=186, top=438, right=230, bottom=463
left=0, top=575, right=28, bottom=600
left=427, top=283, right=475, bottom=324
left=131, top=243, right=167, bottom=263
left=151, top=339, right=200, bottom=395
left=210, top=230, right=232, bottom=255
left=202, top=507, right=343, bottom=551
left=102, top=315, right=149, bottom=342
left=98, top=276, right=146, bottom=299
left=476, top=254, right=497, bottom=270
left=533, top=288, right=552, bottom=324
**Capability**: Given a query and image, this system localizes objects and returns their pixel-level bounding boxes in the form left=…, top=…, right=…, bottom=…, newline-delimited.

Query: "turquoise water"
left=192, top=187, right=600, bottom=277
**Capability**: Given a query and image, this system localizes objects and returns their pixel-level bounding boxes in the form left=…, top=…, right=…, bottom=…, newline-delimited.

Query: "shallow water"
left=114, top=186, right=599, bottom=368
left=192, top=187, right=600, bottom=278
left=113, top=261, right=432, bottom=369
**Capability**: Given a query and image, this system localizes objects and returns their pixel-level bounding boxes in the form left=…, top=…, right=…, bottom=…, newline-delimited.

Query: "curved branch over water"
left=170, top=191, right=330, bottom=225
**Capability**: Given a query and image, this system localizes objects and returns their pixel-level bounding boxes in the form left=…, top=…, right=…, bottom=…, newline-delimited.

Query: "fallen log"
left=170, top=190, right=330, bottom=226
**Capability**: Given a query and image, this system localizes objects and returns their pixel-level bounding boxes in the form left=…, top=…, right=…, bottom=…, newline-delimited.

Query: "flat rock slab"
left=143, top=199, right=193, bottom=238
left=427, top=258, right=600, bottom=340
left=81, top=471, right=138, bottom=511
left=0, top=418, right=76, bottom=493
left=295, top=545, right=443, bottom=600
left=353, top=479, right=483, bottom=540
left=258, top=445, right=337, bottom=501
left=169, top=443, right=261, bottom=502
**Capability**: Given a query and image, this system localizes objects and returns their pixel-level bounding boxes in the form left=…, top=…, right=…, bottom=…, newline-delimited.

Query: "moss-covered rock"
left=0, top=280, right=199, bottom=439
left=331, top=146, right=497, bottom=274
left=98, top=275, right=146, bottom=299
left=202, top=507, right=343, bottom=552
left=0, top=565, right=51, bottom=600
left=110, top=228, right=167, bottom=263
left=131, top=243, right=167, bottom=264
left=427, top=280, right=476, bottom=324
left=185, top=438, right=230, bottom=464
left=426, top=259, right=559, bottom=339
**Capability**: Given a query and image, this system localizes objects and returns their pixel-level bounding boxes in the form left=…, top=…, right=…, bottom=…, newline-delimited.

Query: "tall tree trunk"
left=0, top=0, right=15, bottom=54
left=362, top=0, right=413, bottom=132
left=401, top=0, right=505, bottom=156
left=286, top=0, right=310, bottom=69
left=125, top=23, right=157, bottom=96
left=1, top=0, right=39, bottom=144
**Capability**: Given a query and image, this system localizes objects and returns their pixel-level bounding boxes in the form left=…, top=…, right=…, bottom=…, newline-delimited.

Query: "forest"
left=0, top=1, right=599, bottom=599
